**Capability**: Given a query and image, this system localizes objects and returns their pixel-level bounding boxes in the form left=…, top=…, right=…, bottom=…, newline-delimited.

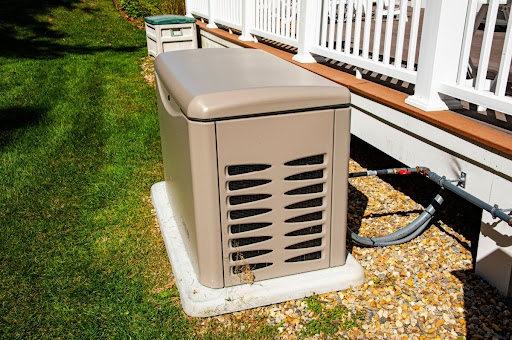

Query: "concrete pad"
left=151, top=181, right=365, bottom=317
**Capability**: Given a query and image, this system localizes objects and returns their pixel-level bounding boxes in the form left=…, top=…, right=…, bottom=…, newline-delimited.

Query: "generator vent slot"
left=230, top=209, right=271, bottom=220
left=285, top=238, right=322, bottom=249
left=228, top=164, right=271, bottom=176
left=231, top=236, right=272, bottom=247
left=229, top=194, right=271, bottom=206
left=285, top=225, right=323, bottom=236
left=228, top=179, right=271, bottom=191
left=232, top=262, right=272, bottom=274
left=285, top=183, right=324, bottom=195
left=230, top=223, right=271, bottom=234
left=285, top=170, right=324, bottom=181
left=285, top=154, right=324, bottom=166
left=231, top=249, right=272, bottom=261
left=285, top=251, right=322, bottom=262
left=285, top=211, right=323, bottom=223
left=285, top=198, right=323, bottom=210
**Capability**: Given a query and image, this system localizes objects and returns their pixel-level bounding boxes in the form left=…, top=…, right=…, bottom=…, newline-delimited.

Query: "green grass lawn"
left=0, top=0, right=278, bottom=338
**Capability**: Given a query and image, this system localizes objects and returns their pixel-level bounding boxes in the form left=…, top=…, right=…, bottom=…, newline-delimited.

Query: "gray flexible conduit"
left=348, top=166, right=512, bottom=247
left=348, top=188, right=445, bottom=247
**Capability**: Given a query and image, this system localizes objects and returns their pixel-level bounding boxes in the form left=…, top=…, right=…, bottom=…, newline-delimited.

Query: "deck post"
left=405, top=0, right=468, bottom=111
left=240, top=0, right=255, bottom=41
left=207, top=0, right=218, bottom=28
left=185, top=0, right=191, bottom=17
left=293, top=0, right=321, bottom=63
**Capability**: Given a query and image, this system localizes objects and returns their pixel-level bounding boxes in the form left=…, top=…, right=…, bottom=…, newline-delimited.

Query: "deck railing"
left=187, top=0, right=208, bottom=19
left=309, top=0, right=422, bottom=84
left=187, top=0, right=512, bottom=116
left=215, top=0, right=243, bottom=30
left=250, top=0, right=300, bottom=47
left=437, top=0, right=512, bottom=114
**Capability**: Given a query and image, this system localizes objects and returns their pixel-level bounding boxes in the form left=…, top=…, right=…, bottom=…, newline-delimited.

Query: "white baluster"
left=407, top=0, right=421, bottom=71
left=207, top=0, right=218, bottom=28
left=383, top=0, right=395, bottom=64
left=291, top=0, right=297, bottom=39
left=475, top=0, right=500, bottom=91
left=362, top=0, right=373, bottom=58
left=336, top=0, right=347, bottom=52
left=186, top=0, right=192, bottom=17
left=394, top=0, right=408, bottom=68
left=271, top=0, right=276, bottom=34
left=328, top=0, right=338, bottom=49
left=321, top=0, right=329, bottom=47
left=285, top=0, right=291, bottom=37
left=345, top=0, right=354, bottom=54
left=279, top=0, right=286, bottom=36
left=353, top=0, right=363, bottom=56
left=257, top=0, right=262, bottom=30
left=373, top=0, right=384, bottom=61
left=495, top=9, right=512, bottom=96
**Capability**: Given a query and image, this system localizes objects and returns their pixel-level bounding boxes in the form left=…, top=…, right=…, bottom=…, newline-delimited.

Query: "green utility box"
left=144, top=15, right=198, bottom=57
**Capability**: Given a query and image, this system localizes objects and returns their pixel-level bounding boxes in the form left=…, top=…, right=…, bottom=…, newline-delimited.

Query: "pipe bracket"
left=491, top=204, right=499, bottom=218
left=446, top=172, right=466, bottom=188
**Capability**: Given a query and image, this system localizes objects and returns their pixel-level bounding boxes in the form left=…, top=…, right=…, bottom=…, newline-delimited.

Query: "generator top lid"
left=154, top=49, right=350, bottom=121
left=144, top=15, right=196, bottom=25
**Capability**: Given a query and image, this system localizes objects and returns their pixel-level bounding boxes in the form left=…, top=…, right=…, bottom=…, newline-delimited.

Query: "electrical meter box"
left=155, top=48, right=351, bottom=289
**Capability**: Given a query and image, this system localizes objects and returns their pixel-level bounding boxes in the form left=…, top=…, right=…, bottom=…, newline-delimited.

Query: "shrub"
left=159, top=0, right=186, bottom=15
left=118, top=0, right=186, bottom=18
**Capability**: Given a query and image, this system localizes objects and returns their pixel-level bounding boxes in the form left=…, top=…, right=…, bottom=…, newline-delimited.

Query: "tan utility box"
left=144, top=15, right=197, bottom=57
left=155, top=49, right=351, bottom=289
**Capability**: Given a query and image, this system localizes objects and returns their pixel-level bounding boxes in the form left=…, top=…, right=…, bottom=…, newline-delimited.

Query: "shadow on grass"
left=0, top=106, right=45, bottom=131
left=0, top=0, right=80, bottom=56
left=0, top=0, right=142, bottom=59
left=0, top=106, right=47, bottom=148
left=2, top=40, right=142, bottom=59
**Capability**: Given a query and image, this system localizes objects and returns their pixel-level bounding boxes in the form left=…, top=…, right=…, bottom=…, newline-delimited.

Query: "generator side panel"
left=330, top=108, right=351, bottom=267
left=215, top=110, right=335, bottom=287
left=157, top=77, right=224, bottom=288
left=188, top=122, right=224, bottom=288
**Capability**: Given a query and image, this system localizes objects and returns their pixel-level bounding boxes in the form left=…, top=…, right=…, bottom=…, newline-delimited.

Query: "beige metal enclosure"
left=155, top=48, right=351, bottom=288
